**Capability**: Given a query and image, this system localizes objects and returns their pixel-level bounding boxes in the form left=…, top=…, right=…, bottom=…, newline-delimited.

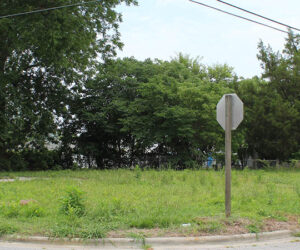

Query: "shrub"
left=0, top=149, right=62, bottom=171
left=22, top=149, right=61, bottom=171
left=59, top=187, right=85, bottom=217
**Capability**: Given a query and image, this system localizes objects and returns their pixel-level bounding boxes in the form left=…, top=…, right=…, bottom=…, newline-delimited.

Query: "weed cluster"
left=246, top=223, right=261, bottom=233
left=59, top=186, right=85, bottom=217
left=294, top=184, right=300, bottom=198
left=0, top=222, right=18, bottom=236
left=0, top=201, right=44, bottom=218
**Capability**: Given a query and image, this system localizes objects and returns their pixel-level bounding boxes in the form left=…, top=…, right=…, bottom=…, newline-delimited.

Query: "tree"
left=235, top=77, right=299, bottom=161
left=254, top=32, right=300, bottom=160
left=109, top=56, right=232, bottom=168
left=258, top=32, right=300, bottom=103
left=71, top=58, right=160, bottom=169
left=0, top=0, right=136, bottom=169
left=69, top=55, right=235, bottom=169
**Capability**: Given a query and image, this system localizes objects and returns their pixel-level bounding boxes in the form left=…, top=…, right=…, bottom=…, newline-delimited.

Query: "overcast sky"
left=116, top=0, right=300, bottom=78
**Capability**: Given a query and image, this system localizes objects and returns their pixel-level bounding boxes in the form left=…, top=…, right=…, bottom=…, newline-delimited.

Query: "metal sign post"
left=225, top=95, right=232, bottom=217
left=217, top=93, right=243, bottom=218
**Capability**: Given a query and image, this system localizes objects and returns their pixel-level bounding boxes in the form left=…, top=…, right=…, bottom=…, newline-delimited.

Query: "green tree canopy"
left=72, top=55, right=233, bottom=168
left=0, top=0, right=136, bottom=169
left=252, top=32, right=300, bottom=160
left=236, top=77, right=299, bottom=161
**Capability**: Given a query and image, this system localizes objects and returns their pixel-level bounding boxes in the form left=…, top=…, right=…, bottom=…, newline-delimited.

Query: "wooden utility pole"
left=225, top=95, right=232, bottom=218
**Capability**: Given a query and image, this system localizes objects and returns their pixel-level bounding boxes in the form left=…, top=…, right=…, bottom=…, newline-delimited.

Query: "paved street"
left=158, top=238, right=300, bottom=250
left=0, top=237, right=299, bottom=250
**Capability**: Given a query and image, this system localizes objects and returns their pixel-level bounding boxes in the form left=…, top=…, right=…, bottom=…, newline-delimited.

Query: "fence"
left=242, top=159, right=300, bottom=169
left=203, top=158, right=300, bottom=170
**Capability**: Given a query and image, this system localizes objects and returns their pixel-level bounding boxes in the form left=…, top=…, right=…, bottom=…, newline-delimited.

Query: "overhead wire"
left=188, top=0, right=289, bottom=34
left=0, top=0, right=294, bottom=35
left=0, top=0, right=101, bottom=20
left=216, top=0, right=300, bottom=32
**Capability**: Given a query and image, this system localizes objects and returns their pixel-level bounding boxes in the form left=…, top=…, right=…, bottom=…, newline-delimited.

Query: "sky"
left=116, top=0, right=300, bottom=78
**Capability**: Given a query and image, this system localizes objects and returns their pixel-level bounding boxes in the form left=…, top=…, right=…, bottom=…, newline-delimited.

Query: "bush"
left=0, top=152, right=28, bottom=171
left=22, top=149, right=61, bottom=171
left=0, top=149, right=63, bottom=171
left=59, top=187, right=85, bottom=217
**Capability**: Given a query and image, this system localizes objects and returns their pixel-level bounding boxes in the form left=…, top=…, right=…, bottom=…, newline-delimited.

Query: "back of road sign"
left=217, top=94, right=243, bottom=130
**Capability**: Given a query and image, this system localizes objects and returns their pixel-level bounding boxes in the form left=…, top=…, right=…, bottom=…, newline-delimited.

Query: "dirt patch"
left=19, top=199, right=38, bottom=206
left=220, top=218, right=251, bottom=235
left=107, top=216, right=300, bottom=238
left=262, top=215, right=300, bottom=232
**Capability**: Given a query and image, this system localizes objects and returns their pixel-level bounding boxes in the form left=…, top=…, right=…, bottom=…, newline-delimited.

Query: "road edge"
left=0, top=229, right=299, bottom=248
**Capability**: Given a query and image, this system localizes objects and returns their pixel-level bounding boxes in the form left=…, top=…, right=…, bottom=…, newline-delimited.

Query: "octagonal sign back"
left=216, top=94, right=243, bottom=130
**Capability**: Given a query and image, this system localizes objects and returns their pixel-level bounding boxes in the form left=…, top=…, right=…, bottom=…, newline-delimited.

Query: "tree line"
left=0, top=1, right=299, bottom=170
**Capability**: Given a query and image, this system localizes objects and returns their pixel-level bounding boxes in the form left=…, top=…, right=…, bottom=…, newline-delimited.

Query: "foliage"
left=0, top=201, right=44, bottom=218
left=59, top=186, right=86, bottom=217
left=236, top=78, right=299, bottom=160
left=71, top=57, right=160, bottom=168
left=233, top=32, right=300, bottom=161
left=0, top=0, right=137, bottom=170
left=72, top=55, right=233, bottom=168
left=246, top=223, right=261, bottom=233
left=0, top=222, right=18, bottom=236
left=0, top=149, right=61, bottom=171
left=1, top=0, right=299, bottom=170
left=0, top=169, right=299, bottom=238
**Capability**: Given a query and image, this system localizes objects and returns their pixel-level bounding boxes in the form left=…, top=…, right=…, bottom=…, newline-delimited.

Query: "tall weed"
left=0, top=222, right=18, bottom=236
left=59, top=186, right=85, bottom=217
left=266, top=183, right=276, bottom=205
left=294, top=184, right=300, bottom=198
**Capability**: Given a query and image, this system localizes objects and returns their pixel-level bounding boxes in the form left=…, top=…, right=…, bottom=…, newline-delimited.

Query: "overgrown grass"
left=0, top=169, right=299, bottom=238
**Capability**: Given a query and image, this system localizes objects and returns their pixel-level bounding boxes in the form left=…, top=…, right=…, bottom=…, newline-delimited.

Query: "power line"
left=188, top=0, right=288, bottom=34
left=0, top=0, right=101, bottom=20
left=216, top=0, right=300, bottom=32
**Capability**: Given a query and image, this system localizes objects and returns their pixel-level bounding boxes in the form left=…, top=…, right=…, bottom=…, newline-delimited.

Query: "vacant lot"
left=0, top=169, right=299, bottom=239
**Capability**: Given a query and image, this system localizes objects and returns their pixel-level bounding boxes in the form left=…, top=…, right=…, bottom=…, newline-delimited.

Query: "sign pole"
left=225, top=95, right=232, bottom=217
left=217, top=93, right=243, bottom=218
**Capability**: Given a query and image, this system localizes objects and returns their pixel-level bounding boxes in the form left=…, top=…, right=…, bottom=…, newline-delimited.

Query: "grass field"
left=0, top=169, right=299, bottom=239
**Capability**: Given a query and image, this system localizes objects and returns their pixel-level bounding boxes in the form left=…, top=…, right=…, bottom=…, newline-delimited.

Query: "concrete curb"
left=146, top=230, right=298, bottom=246
left=1, top=230, right=299, bottom=248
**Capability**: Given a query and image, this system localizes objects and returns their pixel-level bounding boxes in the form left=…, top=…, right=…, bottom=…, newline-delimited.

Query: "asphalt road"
left=0, top=237, right=299, bottom=250
left=158, top=238, right=300, bottom=250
